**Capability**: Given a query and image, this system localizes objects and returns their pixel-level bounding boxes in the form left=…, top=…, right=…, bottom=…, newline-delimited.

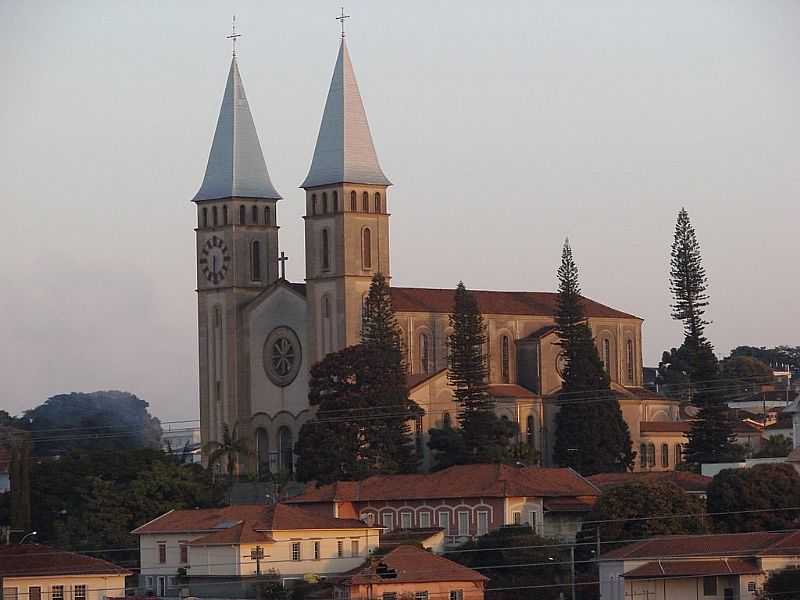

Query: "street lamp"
left=19, top=531, right=37, bottom=544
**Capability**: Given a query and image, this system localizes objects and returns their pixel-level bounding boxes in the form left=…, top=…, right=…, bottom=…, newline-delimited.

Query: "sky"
left=1, top=1, right=798, bottom=422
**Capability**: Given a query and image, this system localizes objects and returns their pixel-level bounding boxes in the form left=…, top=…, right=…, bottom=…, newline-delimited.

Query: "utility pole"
left=570, top=545, right=576, bottom=600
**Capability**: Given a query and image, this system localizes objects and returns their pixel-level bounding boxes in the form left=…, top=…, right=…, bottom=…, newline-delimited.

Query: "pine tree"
left=552, top=240, right=634, bottom=474
left=670, top=209, right=737, bottom=466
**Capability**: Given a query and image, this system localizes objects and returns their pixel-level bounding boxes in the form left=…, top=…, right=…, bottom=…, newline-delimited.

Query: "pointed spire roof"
left=192, top=57, right=281, bottom=202
left=302, top=39, right=390, bottom=189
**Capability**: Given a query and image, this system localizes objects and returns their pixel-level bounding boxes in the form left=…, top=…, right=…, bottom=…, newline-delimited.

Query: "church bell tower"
left=301, top=37, right=392, bottom=364
left=193, top=53, right=282, bottom=449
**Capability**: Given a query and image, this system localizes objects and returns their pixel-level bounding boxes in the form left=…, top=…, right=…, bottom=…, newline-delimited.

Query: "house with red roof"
left=286, top=463, right=600, bottom=547
left=131, top=503, right=381, bottom=597
left=599, top=530, right=800, bottom=599
left=0, top=544, right=130, bottom=600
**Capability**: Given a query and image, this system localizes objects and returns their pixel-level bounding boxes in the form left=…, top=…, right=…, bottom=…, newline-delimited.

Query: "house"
left=131, top=503, right=382, bottom=597
left=587, top=471, right=713, bottom=498
left=286, top=464, right=600, bottom=545
left=0, top=544, right=130, bottom=600
left=599, top=529, right=800, bottom=599
left=336, top=545, right=487, bottom=600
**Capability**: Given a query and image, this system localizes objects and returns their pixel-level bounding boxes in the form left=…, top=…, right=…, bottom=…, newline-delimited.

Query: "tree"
left=428, top=282, right=516, bottom=468
left=203, top=423, right=254, bottom=480
left=706, top=464, right=800, bottom=533
left=719, top=356, right=776, bottom=400
left=759, top=567, right=800, bottom=599
left=753, top=435, right=793, bottom=459
left=656, top=345, right=692, bottom=400
left=450, top=525, right=570, bottom=600
left=669, top=209, right=737, bottom=466
left=552, top=240, right=634, bottom=475
left=728, top=346, right=800, bottom=371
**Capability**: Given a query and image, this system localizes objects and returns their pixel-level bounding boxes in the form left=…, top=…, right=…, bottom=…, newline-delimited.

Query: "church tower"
left=302, top=38, right=392, bottom=363
left=193, top=55, right=282, bottom=448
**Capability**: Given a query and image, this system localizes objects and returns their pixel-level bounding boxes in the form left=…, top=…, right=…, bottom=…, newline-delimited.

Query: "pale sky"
left=2, top=1, right=798, bottom=421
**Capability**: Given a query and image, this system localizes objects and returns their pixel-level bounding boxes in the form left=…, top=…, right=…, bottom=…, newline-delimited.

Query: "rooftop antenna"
left=336, top=7, right=350, bottom=39
left=227, top=15, right=242, bottom=57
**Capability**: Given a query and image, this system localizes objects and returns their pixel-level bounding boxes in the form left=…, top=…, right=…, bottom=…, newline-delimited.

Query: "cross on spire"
left=336, top=7, right=350, bottom=39
left=227, top=15, right=242, bottom=57
left=278, top=251, right=289, bottom=280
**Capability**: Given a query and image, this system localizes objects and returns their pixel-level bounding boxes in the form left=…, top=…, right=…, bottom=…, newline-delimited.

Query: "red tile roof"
left=0, top=544, right=131, bottom=578
left=487, top=384, right=537, bottom=399
left=602, top=530, right=800, bottom=561
left=133, top=503, right=371, bottom=535
left=189, top=521, right=273, bottom=546
left=407, top=368, right=447, bottom=391
left=288, top=464, right=599, bottom=504
left=623, top=559, right=761, bottom=579
left=346, top=545, right=487, bottom=585
left=587, top=471, right=712, bottom=494
left=640, top=421, right=691, bottom=434
left=542, top=498, right=595, bottom=512
left=390, top=287, right=639, bottom=320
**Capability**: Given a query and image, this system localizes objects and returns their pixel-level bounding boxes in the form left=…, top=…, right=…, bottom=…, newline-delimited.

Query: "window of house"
left=158, top=542, right=167, bottom=563
left=626, top=339, right=634, bottom=382
left=322, top=192, right=329, bottom=213
left=362, top=228, right=372, bottom=269
left=52, top=587, right=64, bottom=600
left=415, top=592, right=428, bottom=600
left=322, top=229, right=330, bottom=270
left=457, top=510, right=469, bottom=536
left=251, top=241, right=262, bottom=281
left=648, top=444, right=656, bottom=467
left=350, top=191, right=357, bottom=211
left=438, top=510, right=450, bottom=535
left=3, top=589, right=18, bottom=600
left=602, top=338, right=611, bottom=373
left=675, top=444, right=683, bottom=465
left=179, top=540, right=189, bottom=563
left=382, top=512, right=395, bottom=532
left=202, top=207, right=208, bottom=227
left=145, top=577, right=153, bottom=592
left=450, top=591, right=464, bottom=600
left=362, top=191, right=369, bottom=212
left=292, top=542, right=301, bottom=561
left=374, top=192, right=381, bottom=213
left=419, top=333, right=430, bottom=374
left=661, top=443, right=669, bottom=468
left=501, top=335, right=510, bottom=383
left=213, top=206, right=218, bottom=226
left=640, top=444, right=647, bottom=468
left=168, top=577, right=178, bottom=589
left=512, top=511, right=521, bottom=525
left=251, top=205, right=258, bottom=223
left=747, top=582, right=756, bottom=592
left=477, top=510, right=489, bottom=536
left=419, top=512, right=431, bottom=528
left=382, top=594, right=397, bottom=600
left=314, top=541, right=321, bottom=560
left=351, top=540, right=360, bottom=556
left=223, top=205, right=228, bottom=225
left=239, top=205, right=246, bottom=224
left=400, top=511, right=413, bottom=530
left=703, top=576, right=717, bottom=596
left=337, top=540, right=344, bottom=558
left=265, top=206, right=271, bottom=225
left=29, top=588, right=41, bottom=600
left=528, top=511, right=537, bottom=531
left=74, top=586, right=86, bottom=600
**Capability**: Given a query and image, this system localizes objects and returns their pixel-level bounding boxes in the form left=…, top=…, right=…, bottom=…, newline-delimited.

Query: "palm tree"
left=203, top=423, right=253, bottom=481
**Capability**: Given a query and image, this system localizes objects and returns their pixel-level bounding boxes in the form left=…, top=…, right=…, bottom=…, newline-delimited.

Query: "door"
left=158, top=576, right=167, bottom=597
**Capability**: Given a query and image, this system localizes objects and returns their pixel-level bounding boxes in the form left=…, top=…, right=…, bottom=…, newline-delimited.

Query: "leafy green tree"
left=719, top=356, right=776, bottom=399
left=657, top=345, right=692, bottom=400
left=728, top=346, right=800, bottom=371
left=707, top=464, right=800, bottom=533
left=203, top=423, right=254, bottom=480
left=669, top=209, right=737, bottom=466
left=759, top=567, right=800, bottom=599
left=450, top=525, right=570, bottom=600
left=753, top=435, right=793, bottom=459
left=552, top=240, right=633, bottom=474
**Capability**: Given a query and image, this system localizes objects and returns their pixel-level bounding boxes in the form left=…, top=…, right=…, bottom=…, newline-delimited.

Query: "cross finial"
left=278, top=251, right=289, bottom=280
left=227, top=15, right=242, bottom=58
left=336, top=7, right=350, bottom=39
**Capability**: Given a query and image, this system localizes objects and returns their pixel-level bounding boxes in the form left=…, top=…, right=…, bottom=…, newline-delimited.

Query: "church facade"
left=192, top=38, right=681, bottom=475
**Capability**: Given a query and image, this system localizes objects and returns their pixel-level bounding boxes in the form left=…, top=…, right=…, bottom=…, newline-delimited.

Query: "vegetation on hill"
left=552, top=240, right=633, bottom=475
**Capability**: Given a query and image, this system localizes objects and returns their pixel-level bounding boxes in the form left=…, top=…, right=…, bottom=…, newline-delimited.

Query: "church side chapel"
left=192, top=29, right=682, bottom=477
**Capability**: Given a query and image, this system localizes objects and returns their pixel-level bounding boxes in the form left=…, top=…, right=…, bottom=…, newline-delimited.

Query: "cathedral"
left=193, top=36, right=681, bottom=475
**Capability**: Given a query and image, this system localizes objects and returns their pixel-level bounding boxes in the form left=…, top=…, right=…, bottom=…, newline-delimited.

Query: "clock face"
left=199, top=235, right=230, bottom=285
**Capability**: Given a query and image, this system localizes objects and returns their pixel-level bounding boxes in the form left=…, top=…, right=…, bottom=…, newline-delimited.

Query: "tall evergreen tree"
left=552, top=240, right=634, bottom=474
left=669, top=208, right=737, bottom=466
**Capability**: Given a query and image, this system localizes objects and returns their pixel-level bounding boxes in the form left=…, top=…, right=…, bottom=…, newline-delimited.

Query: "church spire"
left=193, top=57, right=281, bottom=202
left=301, top=38, right=391, bottom=189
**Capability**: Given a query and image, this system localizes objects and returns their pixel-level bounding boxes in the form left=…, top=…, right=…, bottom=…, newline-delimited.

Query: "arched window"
left=322, top=295, right=332, bottom=355
left=255, top=428, right=269, bottom=476
left=443, top=412, right=451, bottom=428
left=419, top=333, right=430, bottom=374
left=501, top=336, right=511, bottom=383
left=362, top=191, right=369, bottom=212
left=251, top=205, right=258, bottom=224
left=350, top=191, right=357, bottom=211
left=311, top=193, right=317, bottom=215
left=202, top=207, right=208, bottom=228
left=602, top=338, right=611, bottom=373
left=251, top=241, right=262, bottom=281
left=212, top=206, right=218, bottom=226
left=675, top=444, right=683, bottom=465
left=322, top=192, right=329, bottom=214
left=332, top=191, right=339, bottom=212
left=639, top=444, right=647, bottom=469
left=278, top=427, right=293, bottom=474
left=239, top=205, right=246, bottom=225
left=647, top=443, right=656, bottom=467
left=626, top=339, right=635, bottom=382
left=526, top=415, right=535, bottom=446
left=264, top=206, right=271, bottom=226
left=321, top=229, right=330, bottom=270
left=223, top=205, right=228, bottom=225
left=661, top=443, right=669, bottom=468
left=362, top=228, right=372, bottom=269
left=374, top=192, right=381, bottom=213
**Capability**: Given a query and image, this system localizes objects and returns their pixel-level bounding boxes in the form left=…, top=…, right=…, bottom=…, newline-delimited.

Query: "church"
left=192, top=34, right=682, bottom=475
